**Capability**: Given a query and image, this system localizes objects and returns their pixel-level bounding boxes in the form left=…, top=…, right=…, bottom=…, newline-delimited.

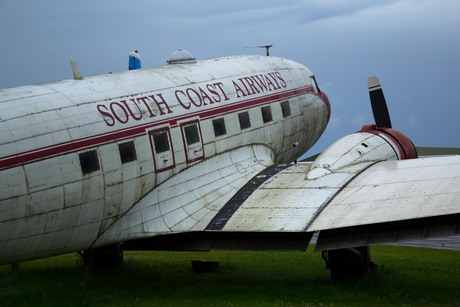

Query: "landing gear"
left=80, top=243, right=123, bottom=271
left=322, top=246, right=376, bottom=280
left=1, top=263, right=19, bottom=284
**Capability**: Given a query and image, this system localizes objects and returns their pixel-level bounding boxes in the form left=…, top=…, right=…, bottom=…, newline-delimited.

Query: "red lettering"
left=251, top=75, right=269, bottom=92
left=110, top=102, right=129, bottom=124
left=175, top=90, right=190, bottom=109
left=198, top=86, right=214, bottom=105
left=213, top=82, right=229, bottom=101
left=267, top=72, right=281, bottom=89
left=136, top=96, right=156, bottom=117
left=264, top=74, right=278, bottom=91
left=186, top=88, right=202, bottom=107
left=206, top=83, right=221, bottom=103
left=120, top=99, right=143, bottom=121
left=237, top=78, right=251, bottom=94
left=150, top=93, right=173, bottom=115
left=242, top=77, right=260, bottom=95
left=97, top=104, right=115, bottom=126
left=275, top=72, right=287, bottom=88
left=232, top=80, right=247, bottom=98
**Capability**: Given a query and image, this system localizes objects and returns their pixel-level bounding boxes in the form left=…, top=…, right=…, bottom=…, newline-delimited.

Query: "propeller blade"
left=368, top=76, right=392, bottom=128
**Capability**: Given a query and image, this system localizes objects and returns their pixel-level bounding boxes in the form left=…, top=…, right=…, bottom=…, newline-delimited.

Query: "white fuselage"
left=0, top=55, right=330, bottom=264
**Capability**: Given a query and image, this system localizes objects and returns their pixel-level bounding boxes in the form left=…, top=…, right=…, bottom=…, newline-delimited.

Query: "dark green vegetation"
left=416, top=147, right=460, bottom=156
left=1, top=246, right=459, bottom=306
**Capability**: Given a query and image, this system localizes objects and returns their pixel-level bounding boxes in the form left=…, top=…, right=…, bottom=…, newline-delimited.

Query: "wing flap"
left=315, top=213, right=460, bottom=251
left=308, top=156, right=460, bottom=231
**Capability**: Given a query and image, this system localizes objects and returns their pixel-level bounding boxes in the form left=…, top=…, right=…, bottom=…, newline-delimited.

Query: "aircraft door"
left=149, top=127, right=175, bottom=172
left=181, top=120, right=204, bottom=164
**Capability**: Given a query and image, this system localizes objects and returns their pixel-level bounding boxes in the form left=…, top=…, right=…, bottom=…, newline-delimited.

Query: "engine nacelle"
left=360, top=125, right=418, bottom=160
left=307, top=124, right=417, bottom=179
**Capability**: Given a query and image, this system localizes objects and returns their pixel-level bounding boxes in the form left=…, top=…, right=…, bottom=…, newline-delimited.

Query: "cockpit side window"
left=310, top=75, right=320, bottom=94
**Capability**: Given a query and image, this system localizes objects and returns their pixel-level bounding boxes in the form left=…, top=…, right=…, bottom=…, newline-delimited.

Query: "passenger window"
left=153, top=131, right=170, bottom=153
left=79, top=149, right=100, bottom=174
left=184, top=124, right=200, bottom=145
left=118, top=141, right=137, bottom=164
left=281, top=101, right=291, bottom=118
left=238, top=111, right=251, bottom=129
left=150, top=127, right=175, bottom=172
left=181, top=121, right=204, bottom=163
left=212, top=118, right=227, bottom=137
left=261, top=106, right=272, bottom=123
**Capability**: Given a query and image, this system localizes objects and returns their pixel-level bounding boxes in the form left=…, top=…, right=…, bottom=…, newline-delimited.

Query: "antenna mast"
left=243, top=44, right=274, bottom=56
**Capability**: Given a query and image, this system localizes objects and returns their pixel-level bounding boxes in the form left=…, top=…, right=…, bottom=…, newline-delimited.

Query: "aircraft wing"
left=205, top=155, right=460, bottom=249
left=310, top=155, right=460, bottom=250
left=108, top=149, right=460, bottom=253
left=309, top=156, right=460, bottom=229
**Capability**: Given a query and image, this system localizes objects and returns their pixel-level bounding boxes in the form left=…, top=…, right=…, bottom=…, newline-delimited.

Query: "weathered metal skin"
left=359, top=124, right=417, bottom=159
left=0, top=55, right=330, bottom=264
left=216, top=124, right=460, bottom=246
left=220, top=129, right=411, bottom=233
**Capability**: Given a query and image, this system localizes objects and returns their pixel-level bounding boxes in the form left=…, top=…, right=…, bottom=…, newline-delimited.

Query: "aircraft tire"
left=81, top=243, right=123, bottom=271
left=322, top=246, right=374, bottom=280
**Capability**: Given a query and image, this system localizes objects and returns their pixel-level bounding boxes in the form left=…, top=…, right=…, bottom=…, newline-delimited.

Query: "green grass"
left=1, top=246, right=459, bottom=306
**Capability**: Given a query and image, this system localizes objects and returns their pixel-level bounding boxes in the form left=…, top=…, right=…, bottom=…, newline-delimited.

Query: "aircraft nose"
left=319, top=90, right=331, bottom=120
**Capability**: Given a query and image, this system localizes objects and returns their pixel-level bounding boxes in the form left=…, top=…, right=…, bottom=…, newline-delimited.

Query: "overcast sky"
left=1, top=0, right=459, bottom=156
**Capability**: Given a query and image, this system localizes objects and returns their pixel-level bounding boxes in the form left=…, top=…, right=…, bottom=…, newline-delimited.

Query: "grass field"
left=1, top=245, right=459, bottom=306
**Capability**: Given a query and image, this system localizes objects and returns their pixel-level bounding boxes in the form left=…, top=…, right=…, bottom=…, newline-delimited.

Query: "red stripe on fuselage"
left=0, top=86, right=315, bottom=171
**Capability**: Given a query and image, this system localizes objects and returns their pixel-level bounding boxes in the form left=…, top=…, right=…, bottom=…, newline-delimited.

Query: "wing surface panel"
left=221, top=162, right=364, bottom=232
left=308, top=156, right=460, bottom=231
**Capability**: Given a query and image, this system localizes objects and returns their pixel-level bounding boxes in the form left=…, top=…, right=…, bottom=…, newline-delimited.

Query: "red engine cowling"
left=307, top=124, right=417, bottom=180
left=360, top=125, right=417, bottom=160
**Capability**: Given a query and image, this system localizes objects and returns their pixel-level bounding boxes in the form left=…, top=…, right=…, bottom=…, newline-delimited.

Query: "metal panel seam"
left=304, top=161, right=381, bottom=231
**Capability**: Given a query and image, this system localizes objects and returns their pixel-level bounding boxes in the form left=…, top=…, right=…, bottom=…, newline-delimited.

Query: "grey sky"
left=1, top=0, right=459, bottom=156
